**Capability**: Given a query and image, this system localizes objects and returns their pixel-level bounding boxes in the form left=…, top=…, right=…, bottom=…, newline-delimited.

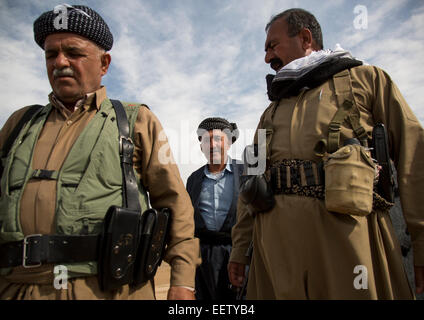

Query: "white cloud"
left=0, top=2, right=50, bottom=124
left=343, top=2, right=424, bottom=123
left=343, top=0, right=402, bottom=47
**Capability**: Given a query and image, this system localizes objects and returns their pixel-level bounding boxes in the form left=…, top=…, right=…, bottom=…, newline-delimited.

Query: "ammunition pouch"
left=239, top=174, right=275, bottom=216
left=98, top=206, right=170, bottom=291
left=133, top=208, right=170, bottom=285
left=324, top=144, right=375, bottom=216
left=98, top=206, right=142, bottom=291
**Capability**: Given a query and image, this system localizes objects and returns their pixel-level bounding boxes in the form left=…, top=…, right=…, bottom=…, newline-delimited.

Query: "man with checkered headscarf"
left=0, top=4, right=200, bottom=300
left=186, top=117, right=243, bottom=300
left=228, top=8, right=424, bottom=299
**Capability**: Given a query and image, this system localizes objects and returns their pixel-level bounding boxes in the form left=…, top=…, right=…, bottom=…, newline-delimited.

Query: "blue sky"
left=1, top=0, right=423, bottom=182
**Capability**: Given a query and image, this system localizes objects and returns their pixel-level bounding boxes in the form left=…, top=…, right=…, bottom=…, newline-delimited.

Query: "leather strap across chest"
left=110, top=99, right=141, bottom=212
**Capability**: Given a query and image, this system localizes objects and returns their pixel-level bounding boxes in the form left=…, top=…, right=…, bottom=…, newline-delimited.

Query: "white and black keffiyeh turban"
left=197, top=117, right=239, bottom=144
left=34, top=4, right=113, bottom=51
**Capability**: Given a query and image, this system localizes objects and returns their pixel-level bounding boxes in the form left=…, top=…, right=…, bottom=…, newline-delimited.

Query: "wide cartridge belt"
left=267, top=159, right=393, bottom=212
left=267, top=159, right=325, bottom=199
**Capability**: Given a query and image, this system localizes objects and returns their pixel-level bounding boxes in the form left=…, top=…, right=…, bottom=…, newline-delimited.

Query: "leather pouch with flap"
left=98, top=206, right=142, bottom=291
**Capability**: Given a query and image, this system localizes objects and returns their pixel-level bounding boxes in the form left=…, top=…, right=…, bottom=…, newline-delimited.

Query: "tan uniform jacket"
left=230, top=65, right=424, bottom=299
left=0, top=87, right=201, bottom=299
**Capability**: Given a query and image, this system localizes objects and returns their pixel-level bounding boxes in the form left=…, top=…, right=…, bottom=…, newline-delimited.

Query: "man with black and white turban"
left=186, top=117, right=243, bottom=300
left=0, top=4, right=200, bottom=300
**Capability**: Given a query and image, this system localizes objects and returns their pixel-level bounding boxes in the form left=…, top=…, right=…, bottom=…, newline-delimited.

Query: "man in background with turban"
left=186, top=117, right=243, bottom=300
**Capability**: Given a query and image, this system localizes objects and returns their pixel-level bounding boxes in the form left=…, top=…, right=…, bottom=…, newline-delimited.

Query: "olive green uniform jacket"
left=0, top=87, right=201, bottom=299
left=230, top=65, right=423, bottom=299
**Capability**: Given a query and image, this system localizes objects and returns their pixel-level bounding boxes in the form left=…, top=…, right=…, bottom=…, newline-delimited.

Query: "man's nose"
left=211, top=138, right=221, bottom=149
left=265, top=49, right=273, bottom=64
left=211, top=139, right=218, bottom=148
left=54, top=52, right=70, bottom=69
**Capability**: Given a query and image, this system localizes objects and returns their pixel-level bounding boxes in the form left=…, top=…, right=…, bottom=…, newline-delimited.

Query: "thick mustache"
left=53, top=68, right=75, bottom=78
left=270, top=58, right=283, bottom=71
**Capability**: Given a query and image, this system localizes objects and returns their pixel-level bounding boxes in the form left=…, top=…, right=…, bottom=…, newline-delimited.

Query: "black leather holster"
left=133, top=208, right=170, bottom=285
left=98, top=206, right=170, bottom=291
left=239, top=174, right=275, bottom=216
left=98, top=206, right=142, bottom=291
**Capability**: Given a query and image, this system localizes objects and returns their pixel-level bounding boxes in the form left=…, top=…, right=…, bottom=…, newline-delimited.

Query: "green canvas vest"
left=0, top=98, right=149, bottom=276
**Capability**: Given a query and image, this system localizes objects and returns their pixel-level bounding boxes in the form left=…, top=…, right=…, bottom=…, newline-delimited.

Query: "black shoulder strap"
left=1, top=105, right=44, bottom=159
left=110, top=99, right=141, bottom=212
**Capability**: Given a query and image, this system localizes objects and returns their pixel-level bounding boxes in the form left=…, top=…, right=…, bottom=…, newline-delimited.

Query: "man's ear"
left=299, top=27, right=313, bottom=51
left=100, top=52, right=112, bottom=76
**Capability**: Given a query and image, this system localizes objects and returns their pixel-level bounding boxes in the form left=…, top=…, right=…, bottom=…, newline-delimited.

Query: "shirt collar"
left=49, top=86, right=107, bottom=115
left=225, top=157, right=233, bottom=172
left=203, top=157, right=233, bottom=177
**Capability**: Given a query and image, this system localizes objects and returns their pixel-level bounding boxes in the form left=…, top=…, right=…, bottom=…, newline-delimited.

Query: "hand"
left=167, top=286, right=196, bottom=300
left=228, top=261, right=246, bottom=288
left=414, top=266, right=424, bottom=294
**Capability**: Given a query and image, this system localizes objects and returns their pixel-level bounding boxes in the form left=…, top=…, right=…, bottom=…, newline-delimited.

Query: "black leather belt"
left=195, top=229, right=232, bottom=246
left=0, top=234, right=99, bottom=268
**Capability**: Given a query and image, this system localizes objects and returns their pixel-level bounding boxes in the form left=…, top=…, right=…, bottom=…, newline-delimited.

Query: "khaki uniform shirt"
left=0, top=87, right=200, bottom=299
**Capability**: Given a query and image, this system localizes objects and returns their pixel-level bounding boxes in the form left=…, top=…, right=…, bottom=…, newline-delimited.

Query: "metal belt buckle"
left=119, top=136, right=133, bottom=154
left=22, top=234, right=42, bottom=268
left=119, top=136, right=125, bottom=154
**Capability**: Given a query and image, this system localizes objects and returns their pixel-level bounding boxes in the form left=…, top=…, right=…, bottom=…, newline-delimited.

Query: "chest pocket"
left=55, top=104, right=125, bottom=234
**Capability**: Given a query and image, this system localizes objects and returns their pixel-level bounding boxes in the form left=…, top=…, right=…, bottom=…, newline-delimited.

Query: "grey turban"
left=197, top=117, right=239, bottom=144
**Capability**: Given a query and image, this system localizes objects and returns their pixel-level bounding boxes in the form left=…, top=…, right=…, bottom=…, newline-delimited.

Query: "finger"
left=229, top=271, right=243, bottom=287
left=414, top=266, right=424, bottom=294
